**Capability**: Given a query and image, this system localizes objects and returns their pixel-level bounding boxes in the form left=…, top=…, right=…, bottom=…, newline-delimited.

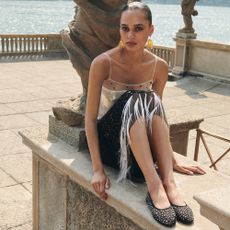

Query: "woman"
left=85, top=2, right=205, bottom=227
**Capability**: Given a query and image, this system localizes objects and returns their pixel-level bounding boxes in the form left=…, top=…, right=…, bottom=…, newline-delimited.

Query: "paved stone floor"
left=0, top=60, right=229, bottom=229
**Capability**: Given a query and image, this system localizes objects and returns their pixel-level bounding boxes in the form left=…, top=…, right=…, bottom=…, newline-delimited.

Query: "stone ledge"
left=48, top=115, right=203, bottom=156
left=194, top=187, right=230, bottom=230
left=19, top=127, right=230, bottom=229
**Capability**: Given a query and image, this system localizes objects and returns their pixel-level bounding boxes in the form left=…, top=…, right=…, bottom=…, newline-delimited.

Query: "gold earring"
left=147, top=37, right=153, bottom=49
left=119, top=40, right=125, bottom=48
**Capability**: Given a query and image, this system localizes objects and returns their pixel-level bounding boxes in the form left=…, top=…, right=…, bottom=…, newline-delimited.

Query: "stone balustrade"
left=151, top=45, right=175, bottom=70
left=0, top=34, right=175, bottom=68
left=0, top=34, right=64, bottom=54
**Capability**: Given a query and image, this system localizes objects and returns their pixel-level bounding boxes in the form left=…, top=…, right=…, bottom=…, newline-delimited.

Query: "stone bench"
left=19, top=127, right=230, bottom=230
left=48, top=115, right=203, bottom=156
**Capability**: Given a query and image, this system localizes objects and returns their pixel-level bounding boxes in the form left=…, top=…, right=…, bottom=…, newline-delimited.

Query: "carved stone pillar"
left=172, top=0, right=198, bottom=78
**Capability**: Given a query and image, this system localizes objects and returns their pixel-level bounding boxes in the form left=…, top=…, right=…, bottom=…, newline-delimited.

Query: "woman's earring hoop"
left=147, top=37, right=153, bottom=49
left=119, top=40, right=125, bottom=49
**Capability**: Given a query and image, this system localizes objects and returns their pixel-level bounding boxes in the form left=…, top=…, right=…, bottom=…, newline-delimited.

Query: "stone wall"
left=173, top=38, right=230, bottom=82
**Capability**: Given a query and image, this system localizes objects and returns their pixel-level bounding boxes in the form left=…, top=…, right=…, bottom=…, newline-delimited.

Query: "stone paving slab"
left=6, top=99, right=56, bottom=114
left=0, top=153, right=32, bottom=183
left=0, top=78, right=36, bottom=90
left=175, top=94, right=221, bottom=106
left=202, top=157, right=230, bottom=175
left=20, top=86, right=69, bottom=100
left=10, top=222, right=32, bottom=230
left=0, top=185, right=32, bottom=229
left=45, top=84, right=81, bottom=98
left=203, top=90, right=230, bottom=100
left=166, top=104, right=222, bottom=122
left=162, top=97, right=190, bottom=109
left=0, top=114, right=40, bottom=131
left=199, top=101, right=230, bottom=115
left=22, top=181, right=32, bottom=193
left=0, top=104, right=16, bottom=116
left=0, top=168, right=17, bottom=188
left=208, top=84, right=230, bottom=96
left=0, top=88, right=38, bottom=103
left=0, top=130, right=30, bottom=155
left=174, top=77, right=218, bottom=94
left=206, top=114, right=230, bottom=130
left=200, top=118, right=230, bottom=137
left=25, top=111, right=53, bottom=126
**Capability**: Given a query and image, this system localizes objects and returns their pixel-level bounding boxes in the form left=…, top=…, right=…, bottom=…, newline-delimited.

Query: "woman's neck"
left=120, top=48, right=145, bottom=64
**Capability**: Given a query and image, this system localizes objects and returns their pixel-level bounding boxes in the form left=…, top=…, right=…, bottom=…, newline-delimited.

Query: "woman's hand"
left=91, top=170, right=110, bottom=200
left=173, top=159, right=206, bottom=175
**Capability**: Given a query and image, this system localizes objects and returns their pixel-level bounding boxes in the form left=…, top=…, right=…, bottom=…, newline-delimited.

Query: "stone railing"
left=0, top=34, right=65, bottom=54
left=0, top=34, right=175, bottom=69
left=151, top=45, right=175, bottom=70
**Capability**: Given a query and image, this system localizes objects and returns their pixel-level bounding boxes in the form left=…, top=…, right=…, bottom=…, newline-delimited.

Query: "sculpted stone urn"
left=52, top=0, right=133, bottom=126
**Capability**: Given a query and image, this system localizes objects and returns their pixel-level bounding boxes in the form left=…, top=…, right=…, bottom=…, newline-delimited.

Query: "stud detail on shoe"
left=146, top=193, right=176, bottom=227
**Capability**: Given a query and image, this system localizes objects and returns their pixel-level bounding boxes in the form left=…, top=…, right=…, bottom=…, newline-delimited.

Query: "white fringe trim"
left=117, top=91, right=166, bottom=183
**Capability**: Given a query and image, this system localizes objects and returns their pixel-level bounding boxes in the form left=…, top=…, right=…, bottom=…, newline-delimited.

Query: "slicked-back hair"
left=121, top=1, right=152, bottom=25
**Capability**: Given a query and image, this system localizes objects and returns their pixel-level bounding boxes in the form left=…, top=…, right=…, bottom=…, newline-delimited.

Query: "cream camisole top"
left=97, top=52, right=158, bottom=119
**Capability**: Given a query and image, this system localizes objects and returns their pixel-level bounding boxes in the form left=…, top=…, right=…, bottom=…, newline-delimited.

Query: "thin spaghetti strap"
left=151, top=56, right=158, bottom=81
left=103, top=52, right=112, bottom=79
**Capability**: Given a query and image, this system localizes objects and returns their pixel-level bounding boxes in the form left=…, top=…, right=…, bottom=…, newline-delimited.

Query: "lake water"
left=0, top=0, right=230, bottom=47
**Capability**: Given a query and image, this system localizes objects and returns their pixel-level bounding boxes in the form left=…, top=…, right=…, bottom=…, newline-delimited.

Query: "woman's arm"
left=85, top=55, right=110, bottom=199
left=152, top=59, right=168, bottom=99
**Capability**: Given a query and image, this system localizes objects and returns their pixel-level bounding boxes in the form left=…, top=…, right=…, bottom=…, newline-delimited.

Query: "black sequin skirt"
left=97, top=90, right=166, bottom=183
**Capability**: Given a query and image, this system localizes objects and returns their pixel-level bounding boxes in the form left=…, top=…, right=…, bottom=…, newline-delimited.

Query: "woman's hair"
left=121, top=1, right=152, bottom=25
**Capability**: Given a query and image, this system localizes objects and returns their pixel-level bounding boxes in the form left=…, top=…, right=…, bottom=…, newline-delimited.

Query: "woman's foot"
left=146, top=193, right=176, bottom=227
left=163, top=181, right=184, bottom=206
left=147, top=180, right=171, bottom=209
left=164, top=182, right=194, bottom=224
left=171, top=203, right=194, bottom=225
left=145, top=180, right=176, bottom=227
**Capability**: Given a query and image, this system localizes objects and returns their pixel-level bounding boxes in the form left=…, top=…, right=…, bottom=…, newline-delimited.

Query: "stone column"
left=172, top=35, right=196, bottom=77
left=172, top=0, right=198, bottom=78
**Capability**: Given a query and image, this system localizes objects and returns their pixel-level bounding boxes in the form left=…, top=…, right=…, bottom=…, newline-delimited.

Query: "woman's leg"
left=148, top=115, right=184, bottom=205
left=129, top=118, right=170, bottom=209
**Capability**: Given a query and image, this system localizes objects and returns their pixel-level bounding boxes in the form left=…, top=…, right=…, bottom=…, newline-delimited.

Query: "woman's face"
left=120, top=9, right=153, bottom=51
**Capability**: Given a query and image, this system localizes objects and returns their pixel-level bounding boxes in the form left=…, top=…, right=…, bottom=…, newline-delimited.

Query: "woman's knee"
left=130, top=117, right=147, bottom=133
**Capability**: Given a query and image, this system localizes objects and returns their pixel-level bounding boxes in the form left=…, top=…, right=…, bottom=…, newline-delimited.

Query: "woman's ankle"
left=163, top=181, right=185, bottom=206
left=162, top=178, right=177, bottom=189
left=146, top=177, right=162, bottom=193
left=145, top=179, right=171, bottom=207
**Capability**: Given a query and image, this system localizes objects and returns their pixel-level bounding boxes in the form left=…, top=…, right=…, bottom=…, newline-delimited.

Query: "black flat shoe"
left=171, top=203, right=194, bottom=225
left=146, top=193, right=176, bottom=227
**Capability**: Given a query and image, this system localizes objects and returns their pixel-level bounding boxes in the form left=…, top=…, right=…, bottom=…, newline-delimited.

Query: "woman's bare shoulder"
left=145, top=50, right=168, bottom=67
left=155, top=56, right=168, bottom=82
left=90, top=53, right=110, bottom=80
left=92, top=52, right=108, bottom=66
left=104, top=47, right=121, bottom=59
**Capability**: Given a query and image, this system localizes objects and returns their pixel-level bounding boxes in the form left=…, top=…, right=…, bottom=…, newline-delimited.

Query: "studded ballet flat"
left=146, top=193, right=176, bottom=227
left=171, top=203, right=194, bottom=225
